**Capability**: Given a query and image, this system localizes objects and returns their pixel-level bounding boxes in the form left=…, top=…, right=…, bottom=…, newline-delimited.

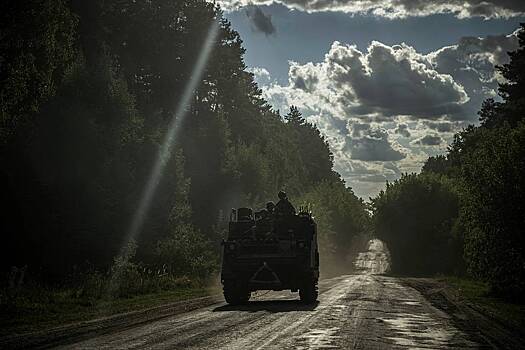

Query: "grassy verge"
left=0, top=284, right=216, bottom=337
left=441, top=276, right=525, bottom=329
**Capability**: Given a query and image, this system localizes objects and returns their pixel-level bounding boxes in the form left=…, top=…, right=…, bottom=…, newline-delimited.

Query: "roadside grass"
left=441, top=276, right=525, bottom=328
left=0, top=281, right=218, bottom=337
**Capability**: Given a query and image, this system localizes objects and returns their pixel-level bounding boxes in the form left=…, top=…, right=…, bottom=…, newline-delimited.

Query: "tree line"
left=0, top=0, right=370, bottom=286
left=372, top=23, right=525, bottom=299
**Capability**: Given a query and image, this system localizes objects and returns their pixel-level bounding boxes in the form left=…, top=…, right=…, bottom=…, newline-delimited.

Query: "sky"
left=218, top=0, right=525, bottom=199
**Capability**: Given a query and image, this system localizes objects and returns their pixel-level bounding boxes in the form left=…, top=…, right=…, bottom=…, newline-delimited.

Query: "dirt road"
left=55, top=276, right=493, bottom=349
left=50, top=240, right=520, bottom=349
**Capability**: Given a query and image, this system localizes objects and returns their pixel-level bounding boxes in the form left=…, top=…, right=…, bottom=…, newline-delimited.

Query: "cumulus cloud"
left=265, top=40, right=470, bottom=121
left=346, top=128, right=406, bottom=161
left=395, top=123, right=411, bottom=137
left=333, top=41, right=469, bottom=118
left=247, top=66, right=272, bottom=85
left=264, top=29, right=520, bottom=124
left=428, top=31, right=519, bottom=119
left=289, top=62, right=320, bottom=92
left=423, top=121, right=456, bottom=132
left=245, top=5, right=276, bottom=36
left=351, top=122, right=371, bottom=137
left=413, top=134, right=444, bottom=146
left=219, top=0, right=525, bottom=18
left=254, top=28, right=520, bottom=198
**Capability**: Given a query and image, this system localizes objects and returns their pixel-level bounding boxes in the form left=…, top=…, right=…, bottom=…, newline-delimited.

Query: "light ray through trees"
left=107, top=19, right=220, bottom=296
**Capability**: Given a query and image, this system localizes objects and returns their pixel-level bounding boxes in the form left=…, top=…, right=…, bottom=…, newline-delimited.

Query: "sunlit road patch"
left=354, top=239, right=391, bottom=274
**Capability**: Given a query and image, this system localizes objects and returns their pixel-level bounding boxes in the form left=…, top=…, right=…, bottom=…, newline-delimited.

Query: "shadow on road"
left=213, top=300, right=319, bottom=313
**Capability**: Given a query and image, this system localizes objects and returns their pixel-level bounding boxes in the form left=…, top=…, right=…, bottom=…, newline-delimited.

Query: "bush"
left=372, top=173, right=463, bottom=275
left=459, top=123, right=525, bottom=298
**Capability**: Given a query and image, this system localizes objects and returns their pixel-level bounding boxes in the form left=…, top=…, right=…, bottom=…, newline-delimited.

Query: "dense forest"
left=372, top=23, right=525, bottom=299
left=0, top=0, right=370, bottom=294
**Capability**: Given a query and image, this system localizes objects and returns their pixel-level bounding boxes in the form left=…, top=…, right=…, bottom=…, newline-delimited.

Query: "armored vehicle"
left=220, top=207, right=319, bottom=305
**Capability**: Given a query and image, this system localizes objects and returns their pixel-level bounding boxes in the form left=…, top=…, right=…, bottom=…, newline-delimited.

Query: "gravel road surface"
left=49, top=239, right=522, bottom=349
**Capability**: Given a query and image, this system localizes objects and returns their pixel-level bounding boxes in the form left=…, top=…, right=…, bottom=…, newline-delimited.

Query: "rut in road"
left=57, top=273, right=480, bottom=349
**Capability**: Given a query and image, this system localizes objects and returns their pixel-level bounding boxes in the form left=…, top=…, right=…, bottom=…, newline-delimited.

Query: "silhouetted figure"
left=254, top=202, right=276, bottom=239
left=266, top=201, right=275, bottom=217
left=255, top=201, right=275, bottom=221
left=275, top=191, right=296, bottom=217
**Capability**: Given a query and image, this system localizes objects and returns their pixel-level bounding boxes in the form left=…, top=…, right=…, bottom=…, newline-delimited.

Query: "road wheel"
left=299, top=279, right=318, bottom=304
left=223, top=280, right=251, bottom=305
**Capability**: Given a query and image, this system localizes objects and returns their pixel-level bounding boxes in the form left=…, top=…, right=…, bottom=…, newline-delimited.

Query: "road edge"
left=402, top=278, right=525, bottom=349
left=0, top=294, right=223, bottom=349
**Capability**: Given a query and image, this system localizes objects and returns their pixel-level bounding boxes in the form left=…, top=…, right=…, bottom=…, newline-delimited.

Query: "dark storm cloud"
left=327, top=41, right=468, bottom=119
left=395, top=123, right=411, bottom=137
left=225, top=1, right=525, bottom=18
left=429, top=31, right=519, bottom=120
left=424, top=121, right=455, bottom=132
left=346, top=129, right=406, bottom=161
left=414, top=134, right=444, bottom=145
left=245, top=6, right=276, bottom=36
left=225, top=0, right=525, bottom=18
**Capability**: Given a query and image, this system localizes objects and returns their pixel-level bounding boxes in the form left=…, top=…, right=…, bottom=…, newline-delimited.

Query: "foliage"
left=458, top=123, right=525, bottom=298
left=0, top=0, right=77, bottom=139
left=0, top=272, right=208, bottom=337
left=299, top=179, right=371, bottom=275
left=0, top=0, right=368, bottom=288
left=415, top=23, right=525, bottom=298
left=371, top=173, right=462, bottom=275
left=443, top=276, right=525, bottom=328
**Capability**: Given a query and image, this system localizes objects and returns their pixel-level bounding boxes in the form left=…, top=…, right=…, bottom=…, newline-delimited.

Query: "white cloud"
left=265, top=40, right=473, bottom=122
left=247, top=66, right=272, bottom=85
left=326, top=41, right=469, bottom=119
left=255, top=28, right=520, bottom=198
left=395, top=123, right=411, bottom=137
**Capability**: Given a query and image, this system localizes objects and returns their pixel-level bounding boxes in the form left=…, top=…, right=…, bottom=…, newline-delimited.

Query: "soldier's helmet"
left=266, top=201, right=275, bottom=211
left=278, top=191, right=287, bottom=200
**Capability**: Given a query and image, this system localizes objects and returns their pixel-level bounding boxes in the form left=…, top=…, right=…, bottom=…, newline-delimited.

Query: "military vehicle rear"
left=220, top=207, right=319, bottom=305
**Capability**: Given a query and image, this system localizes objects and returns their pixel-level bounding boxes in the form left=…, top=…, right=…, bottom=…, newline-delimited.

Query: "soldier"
left=254, top=201, right=276, bottom=239
left=255, top=201, right=275, bottom=220
left=266, top=201, right=275, bottom=217
left=275, top=191, right=296, bottom=217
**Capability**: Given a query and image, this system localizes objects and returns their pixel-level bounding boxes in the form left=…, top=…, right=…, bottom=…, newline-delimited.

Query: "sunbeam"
left=107, top=19, right=221, bottom=293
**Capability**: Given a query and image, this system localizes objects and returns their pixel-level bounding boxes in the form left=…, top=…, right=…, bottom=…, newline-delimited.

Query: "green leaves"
left=372, top=173, right=462, bottom=275
left=0, top=0, right=77, bottom=139
left=459, top=123, right=525, bottom=298
left=0, top=0, right=360, bottom=284
left=299, top=180, right=371, bottom=276
left=415, top=25, right=525, bottom=298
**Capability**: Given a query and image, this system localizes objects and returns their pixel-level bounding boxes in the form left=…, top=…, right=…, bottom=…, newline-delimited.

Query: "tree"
left=0, top=0, right=77, bottom=139
left=459, top=124, right=525, bottom=298
left=0, top=0, right=366, bottom=284
left=299, top=179, right=371, bottom=276
left=478, top=24, right=525, bottom=128
left=285, top=106, right=305, bottom=126
left=372, top=173, right=462, bottom=275
left=418, top=25, right=525, bottom=298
